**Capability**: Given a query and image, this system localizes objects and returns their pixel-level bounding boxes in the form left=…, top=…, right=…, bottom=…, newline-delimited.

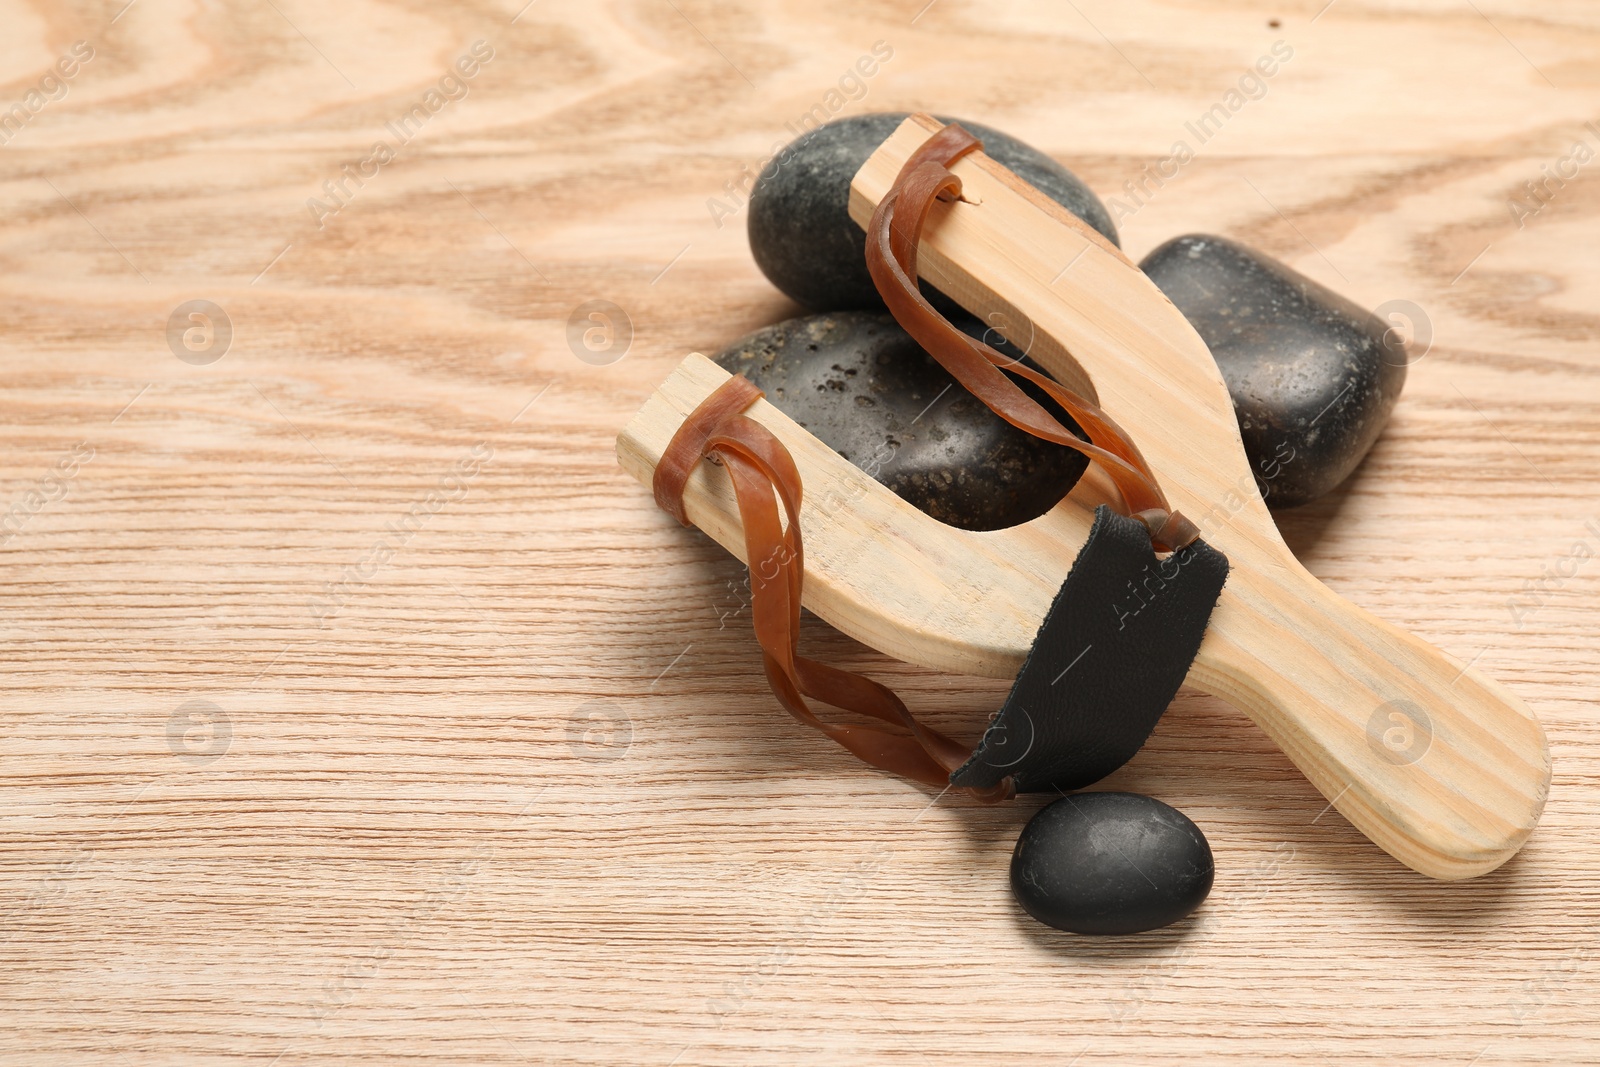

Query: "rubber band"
left=863, top=118, right=1199, bottom=552
left=654, top=377, right=1014, bottom=801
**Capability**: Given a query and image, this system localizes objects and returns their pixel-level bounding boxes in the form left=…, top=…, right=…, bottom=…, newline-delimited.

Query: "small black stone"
left=749, top=112, right=1118, bottom=312
left=1011, top=791, right=1213, bottom=935
left=714, top=311, right=1088, bottom=532
left=1141, top=234, right=1407, bottom=508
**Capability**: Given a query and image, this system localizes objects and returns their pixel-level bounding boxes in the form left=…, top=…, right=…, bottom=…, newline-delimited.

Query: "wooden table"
left=2, top=1, right=1597, bottom=1063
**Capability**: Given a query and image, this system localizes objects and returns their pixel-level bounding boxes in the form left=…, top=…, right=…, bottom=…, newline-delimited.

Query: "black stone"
left=1011, top=792, right=1214, bottom=935
left=1141, top=235, right=1407, bottom=509
left=713, top=311, right=1088, bottom=532
left=749, top=112, right=1118, bottom=313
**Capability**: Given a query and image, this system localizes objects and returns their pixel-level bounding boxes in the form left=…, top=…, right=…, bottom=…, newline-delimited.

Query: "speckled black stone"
left=1011, top=792, right=1214, bottom=935
left=749, top=112, right=1118, bottom=312
left=1141, top=234, right=1407, bottom=509
left=714, top=311, right=1088, bottom=532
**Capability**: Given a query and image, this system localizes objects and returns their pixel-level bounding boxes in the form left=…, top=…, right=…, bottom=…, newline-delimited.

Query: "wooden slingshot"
left=618, top=114, right=1550, bottom=880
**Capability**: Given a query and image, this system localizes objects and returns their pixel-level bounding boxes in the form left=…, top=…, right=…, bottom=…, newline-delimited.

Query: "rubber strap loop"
left=653, top=378, right=1014, bottom=802
left=864, top=118, right=1200, bottom=552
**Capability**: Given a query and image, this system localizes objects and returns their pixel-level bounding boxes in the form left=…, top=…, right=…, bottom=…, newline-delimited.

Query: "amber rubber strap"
left=865, top=121, right=1200, bottom=552
left=653, top=377, right=1014, bottom=802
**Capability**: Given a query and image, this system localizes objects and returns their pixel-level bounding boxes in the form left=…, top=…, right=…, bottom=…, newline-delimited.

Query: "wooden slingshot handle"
left=618, top=115, right=1550, bottom=879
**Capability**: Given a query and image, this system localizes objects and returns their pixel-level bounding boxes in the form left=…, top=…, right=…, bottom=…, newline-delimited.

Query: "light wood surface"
left=2, top=1, right=1598, bottom=1064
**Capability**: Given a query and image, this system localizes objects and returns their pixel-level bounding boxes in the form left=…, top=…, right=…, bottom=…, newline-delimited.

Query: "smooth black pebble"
left=714, top=310, right=1088, bottom=532
left=1011, top=792, right=1213, bottom=935
left=749, top=112, right=1118, bottom=313
left=1141, top=234, right=1407, bottom=508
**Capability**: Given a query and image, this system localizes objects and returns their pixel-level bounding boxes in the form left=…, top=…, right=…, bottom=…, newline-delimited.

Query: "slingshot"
left=618, top=114, right=1549, bottom=880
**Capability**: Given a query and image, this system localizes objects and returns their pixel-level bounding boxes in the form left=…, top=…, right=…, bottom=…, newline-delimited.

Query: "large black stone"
left=1011, top=791, right=1214, bottom=935
left=1141, top=235, right=1407, bottom=508
left=713, top=311, right=1088, bottom=532
left=749, top=112, right=1118, bottom=312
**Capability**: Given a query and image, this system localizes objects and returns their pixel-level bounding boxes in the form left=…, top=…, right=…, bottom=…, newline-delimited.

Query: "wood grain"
left=1, top=0, right=1598, bottom=1063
